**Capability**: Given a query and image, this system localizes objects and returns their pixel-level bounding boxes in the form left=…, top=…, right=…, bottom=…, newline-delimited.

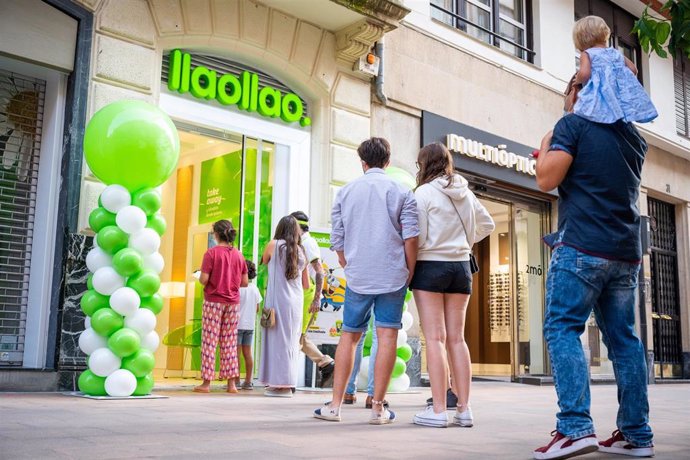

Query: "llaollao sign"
left=167, top=49, right=311, bottom=127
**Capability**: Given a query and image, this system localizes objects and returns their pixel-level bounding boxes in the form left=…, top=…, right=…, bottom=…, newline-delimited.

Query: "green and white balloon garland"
left=77, top=100, right=179, bottom=397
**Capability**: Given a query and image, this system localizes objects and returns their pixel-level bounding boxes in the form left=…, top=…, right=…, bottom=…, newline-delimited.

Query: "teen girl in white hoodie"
left=410, top=143, right=495, bottom=428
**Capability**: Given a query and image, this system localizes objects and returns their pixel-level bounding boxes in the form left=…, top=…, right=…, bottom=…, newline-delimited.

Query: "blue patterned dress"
left=574, top=47, right=658, bottom=124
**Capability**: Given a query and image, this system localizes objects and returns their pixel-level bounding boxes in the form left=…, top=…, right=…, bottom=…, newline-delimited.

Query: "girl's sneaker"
left=369, top=407, right=396, bottom=425
left=240, top=381, right=253, bottom=390
left=314, top=403, right=341, bottom=422
left=453, top=406, right=474, bottom=427
left=413, top=406, right=449, bottom=428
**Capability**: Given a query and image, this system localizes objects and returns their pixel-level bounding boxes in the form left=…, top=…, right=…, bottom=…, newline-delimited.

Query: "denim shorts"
left=341, top=285, right=407, bottom=333
left=409, top=260, right=472, bottom=294
left=237, top=329, right=254, bottom=346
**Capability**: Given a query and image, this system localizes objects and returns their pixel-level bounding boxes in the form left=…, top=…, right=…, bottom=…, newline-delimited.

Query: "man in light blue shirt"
left=314, top=137, right=419, bottom=425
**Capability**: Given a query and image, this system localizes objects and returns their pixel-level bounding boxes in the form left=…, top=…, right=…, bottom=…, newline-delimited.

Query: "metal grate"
left=0, top=68, right=45, bottom=367
left=648, top=198, right=682, bottom=376
left=161, top=51, right=308, bottom=115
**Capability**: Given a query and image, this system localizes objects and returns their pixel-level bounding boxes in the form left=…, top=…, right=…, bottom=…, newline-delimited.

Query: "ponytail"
left=212, top=220, right=237, bottom=245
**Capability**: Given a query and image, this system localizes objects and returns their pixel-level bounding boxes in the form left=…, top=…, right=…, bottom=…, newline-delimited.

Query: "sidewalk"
left=1, top=382, right=687, bottom=459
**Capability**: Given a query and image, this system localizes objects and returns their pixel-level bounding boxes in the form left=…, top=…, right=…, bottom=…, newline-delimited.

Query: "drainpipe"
left=374, top=39, right=387, bottom=105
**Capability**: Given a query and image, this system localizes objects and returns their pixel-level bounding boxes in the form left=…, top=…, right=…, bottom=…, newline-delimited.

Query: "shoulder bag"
left=445, top=195, right=480, bottom=274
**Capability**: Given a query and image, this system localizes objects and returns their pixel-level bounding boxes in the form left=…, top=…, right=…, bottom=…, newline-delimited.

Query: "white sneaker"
left=369, top=407, right=396, bottom=425
left=453, top=406, right=474, bottom=427
left=314, top=403, right=341, bottom=422
left=413, top=406, right=449, bottom=428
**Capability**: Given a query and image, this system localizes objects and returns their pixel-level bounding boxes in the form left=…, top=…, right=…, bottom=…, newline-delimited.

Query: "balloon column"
left=358, top=291, right=415, bottom=392
left=77, top=101, right=179, bottom=397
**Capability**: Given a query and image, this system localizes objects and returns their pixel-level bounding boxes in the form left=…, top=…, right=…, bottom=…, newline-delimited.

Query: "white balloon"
left=142, top=252, right=165, bottom=274
left=129, top=228, right=161, bottom=256
left=401, top=311, right=414, bottom=331
left=85, top=316, right=92, bottom=328
left=78, top=328, right=107, bottom=355
left=396, top=329, right=408, bottom=348
left=85, top=247, right=112, bottom=273
left=88, top=348, right=122, bottom=377
left=100, top=184, right=131, bottom=214
left=358, top=356, right=370, bottom=382
left=388, top=373, right=410, bottom=392
left=105, top=369, right=137, bottom=397
left=125, top=308, right=157, bottom=336
left=92, top=266, right=125, bottom=296
left=140, top=330, right=160, bottom=352
left=93, top=237, right=100, bottom=249
left=116, top=206, right=147, bottom=234
left=110, top=287, right=141, bottom=316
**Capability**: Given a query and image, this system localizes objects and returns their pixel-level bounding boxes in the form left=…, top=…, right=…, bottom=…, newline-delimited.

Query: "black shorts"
left=409, top=260, right=473, bottom=294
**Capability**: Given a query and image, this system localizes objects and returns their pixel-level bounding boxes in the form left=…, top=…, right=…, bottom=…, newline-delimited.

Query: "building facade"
left=0, top=0, right=688, bottom=391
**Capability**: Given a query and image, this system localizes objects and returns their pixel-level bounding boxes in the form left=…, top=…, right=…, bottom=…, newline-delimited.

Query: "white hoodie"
left=415, top=174, right=495, bottom=262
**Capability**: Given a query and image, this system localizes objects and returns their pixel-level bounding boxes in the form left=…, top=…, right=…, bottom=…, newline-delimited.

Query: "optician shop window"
left=430, top=0, right=535, bottom=63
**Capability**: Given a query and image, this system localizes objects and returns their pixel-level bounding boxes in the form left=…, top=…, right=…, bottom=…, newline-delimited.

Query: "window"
left=574, top=0, right=643, bottom=82
left=675, top=56, right=690, bottom=137
left=430, top=0, right=534, bottom=62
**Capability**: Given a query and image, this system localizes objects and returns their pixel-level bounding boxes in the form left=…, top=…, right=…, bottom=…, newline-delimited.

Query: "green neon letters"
left=167, top=50, right=311, bottom=127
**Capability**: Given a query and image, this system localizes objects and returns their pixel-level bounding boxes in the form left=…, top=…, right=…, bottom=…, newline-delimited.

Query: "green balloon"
left=83, top=100, right=180, bottom=192
left=364, top=330, right=373, bottom=348
left=108, top=328, right=141, bottom=358
left=363, top=345, right=371, bottom=358
left=132, top=188, right=162, bottom=216
left=88, top=207, right=117, bottom=233
left=122, top=349, right=155, bottom=377
left=78, top=370, right=107, bottom=396
left=385, top=166, right=416, bottom=190
left=97, top=225, right=129, bottom=256
left=405, top=290, right=413, bottom=302
left=127, top=270, right=161, bottom=298
left=80, top=289, right=109, bottom=317
left=112, top=248, right=143, bottom=277
left=140, top=294, right=164, bottom=315
left=91, top=308, right=124, bottom=337
left=133, top=373, right=155, bottom=396
left=391, top=357, right=406, bottom=378
left=146, top=213, right=167, bottom=236
left=86, top=274, right=94, bottom=291
left=396, top=343, right=413, bottom=362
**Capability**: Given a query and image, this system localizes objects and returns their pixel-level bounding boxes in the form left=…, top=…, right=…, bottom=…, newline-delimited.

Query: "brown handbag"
left=260, top=307, right=275, bottom=328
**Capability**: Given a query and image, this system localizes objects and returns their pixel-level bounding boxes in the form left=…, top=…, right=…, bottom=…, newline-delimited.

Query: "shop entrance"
left=465, top=192, right=549, bottom=380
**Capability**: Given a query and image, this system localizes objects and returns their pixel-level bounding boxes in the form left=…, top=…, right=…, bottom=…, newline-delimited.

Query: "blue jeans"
left=341, top=286, right=406, bottom=332
left=346, top=322, right=377, bottom=396
left=544, top=245, right=653, bottom=446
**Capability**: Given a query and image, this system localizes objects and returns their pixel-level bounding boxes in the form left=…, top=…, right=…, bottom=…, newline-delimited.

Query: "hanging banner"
left=306, top=229, right=345, bottom=345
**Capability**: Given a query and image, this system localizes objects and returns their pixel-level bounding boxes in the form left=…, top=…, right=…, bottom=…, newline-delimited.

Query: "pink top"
left=201, top=246, right=247, bottom=304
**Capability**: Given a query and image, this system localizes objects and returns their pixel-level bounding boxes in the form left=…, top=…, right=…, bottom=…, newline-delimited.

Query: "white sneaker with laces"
left=413, top=406, right=449, bottom=428
left=453, top=406, right=474, bottom=427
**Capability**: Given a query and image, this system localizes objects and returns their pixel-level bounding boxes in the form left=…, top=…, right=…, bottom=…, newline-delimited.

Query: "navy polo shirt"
left=547, top=114, right=647, bottom=262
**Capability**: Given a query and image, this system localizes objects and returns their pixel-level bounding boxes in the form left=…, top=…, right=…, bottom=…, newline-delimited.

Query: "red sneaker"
left=534, top=431, right=599, bottom=460
left=599, top=430, right=655, bottom=457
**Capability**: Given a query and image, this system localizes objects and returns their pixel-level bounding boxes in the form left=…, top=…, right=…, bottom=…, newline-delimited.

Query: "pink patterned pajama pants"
left=200, top=301, right=239, bottom=381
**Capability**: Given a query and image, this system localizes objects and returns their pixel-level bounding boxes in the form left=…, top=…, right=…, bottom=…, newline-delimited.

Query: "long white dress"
left=258, top=240, right=306, bottom=387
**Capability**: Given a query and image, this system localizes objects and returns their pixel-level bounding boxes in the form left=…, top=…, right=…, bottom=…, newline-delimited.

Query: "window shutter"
left=675, top=58, right=689, bottom=137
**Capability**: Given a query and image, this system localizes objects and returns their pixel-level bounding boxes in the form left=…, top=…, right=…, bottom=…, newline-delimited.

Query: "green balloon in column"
left=396, top=343, right=413, bottom=362
left=133, top=373, right=155, bottom=396
left=108, top=328, right=141, bottom=358
left=364, top=330, right=373, bottom=348
left=86, top=274, right=94, bottom=290
left=405, top=290, right=413, bottom=302
left=80, top=289, right=109, bottom=317
left=363, top=345, right=371, bottom=358
left=146, top=213, right=167, bottom=236
left=89, top=207, right=117, bottom=233
left=78, top=370, right=107, bottom=396
left=127, top=270, right=161, bottom=298
left=91, top=308, right=124, bottom=337
left=133, top=188, right=162, bottom=216
left=83, top=100, right=180, bottom=192
left=140, top=294, right=164, bottom=315
left=122, top=349, right=155, bottom=377
left=112, top=248, right=144, bottom=277
left=97, top=225, right=129, bottom=256
left=391, top=357, right=406, bottom=378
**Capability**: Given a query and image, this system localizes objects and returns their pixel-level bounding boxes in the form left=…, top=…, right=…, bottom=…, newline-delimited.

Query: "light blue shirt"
left=330, top=168, right=419, bottom=294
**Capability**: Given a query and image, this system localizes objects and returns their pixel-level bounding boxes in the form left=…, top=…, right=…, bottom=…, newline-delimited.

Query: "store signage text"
left=167, top=49, right=311, bottom=127
left=446, top=134, right=536, bottom=176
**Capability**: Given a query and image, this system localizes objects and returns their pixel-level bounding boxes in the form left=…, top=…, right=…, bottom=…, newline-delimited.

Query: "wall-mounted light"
left=159, top=281, right=186, bottom=299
